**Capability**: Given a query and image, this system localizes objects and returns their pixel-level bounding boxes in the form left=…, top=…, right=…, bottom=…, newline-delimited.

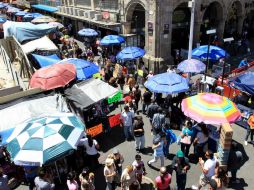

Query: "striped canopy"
left=181, top=93, right=241, bottom=125
left=6, top=113, right=85, bottom=166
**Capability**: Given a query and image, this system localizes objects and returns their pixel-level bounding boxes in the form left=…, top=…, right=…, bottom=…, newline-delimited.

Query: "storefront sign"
left=109, top=113, right=121, bottom=128
left=86, top=123, right=103, bottom=137
left=148, top=21, right=153, bottom=35
left=108, top=91, right=123, bottom=104
left=164, top=24, right=169, bottom=34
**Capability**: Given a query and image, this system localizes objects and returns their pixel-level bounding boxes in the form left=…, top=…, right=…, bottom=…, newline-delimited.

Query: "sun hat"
left=105, top=158, right=114, bottom=166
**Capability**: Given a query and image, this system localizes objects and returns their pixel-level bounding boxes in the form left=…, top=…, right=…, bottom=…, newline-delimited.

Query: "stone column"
left=237, top=15, right=244, bottom=34
left=122, top=22, right=132, bottom=34
left=217, top=18, right=226, bottom=39
left=91, top=0, right=95, bottom=10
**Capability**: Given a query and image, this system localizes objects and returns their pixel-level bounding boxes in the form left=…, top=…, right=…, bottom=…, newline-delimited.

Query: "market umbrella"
left=182, top=93, right=241, bottom=125
left=78, top=28, right=98, bottom=37
left=0, top=17, right=7, bottom=23
left=7, top=7, right=20, bottom=13
left=58, top=58, right=99, bottom=80
left=15, top=11, right=28, bottom=16
left=229, top=72, right=254, bottom=95
left=144, top=72, right=189, bottom=94
left=6, top=113, right=85, bottom=166
left=48, top=21, right=64, bottom=29
left=192, top=45, right=227, bottom=61
left=100, top=35, right=125, bottom=46
left=32, top=54, right=61, bottom=68
left=31, top=16, right=57, bottom=23
left=23, top=13, right=43, bottom=19
left=29, top=63, right=76, bottom=90
left=116, top=46, right=145, bottom=61
left=177, top=59, right=206, bottom=73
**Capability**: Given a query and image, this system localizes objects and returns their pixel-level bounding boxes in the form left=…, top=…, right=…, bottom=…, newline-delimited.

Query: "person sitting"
left=238, top=58, right=248, bottom=68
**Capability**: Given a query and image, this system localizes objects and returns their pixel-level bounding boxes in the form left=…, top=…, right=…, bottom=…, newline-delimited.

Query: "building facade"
left=34, top=0, right=254, bottom=70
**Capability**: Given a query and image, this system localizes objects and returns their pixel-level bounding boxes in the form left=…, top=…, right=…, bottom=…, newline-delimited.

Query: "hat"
left=176, top=150, right=184, bottom=158
left=105, top=158, right=114, bottom=166
left=113, top=148, right=119, bottom=154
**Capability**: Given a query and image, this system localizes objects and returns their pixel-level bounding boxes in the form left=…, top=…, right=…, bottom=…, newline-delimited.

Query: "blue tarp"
left=4, top=21, right=56, bottom=43
left=32, top=54, right=61, bottom=67
left=32, top=4, right=58, bottom=12
left=0, top=128, right=14, bottom=146
left=229, top=72, right=254, bottom=95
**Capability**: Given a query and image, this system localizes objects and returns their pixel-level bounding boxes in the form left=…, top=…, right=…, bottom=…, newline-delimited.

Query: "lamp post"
left=187, top=0, right=195, bottom=60
left=205, top=29, right=216, bottom=80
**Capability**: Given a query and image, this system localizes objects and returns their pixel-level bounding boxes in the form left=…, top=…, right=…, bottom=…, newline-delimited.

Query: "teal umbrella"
left=6, top=113, right=85, bottom=166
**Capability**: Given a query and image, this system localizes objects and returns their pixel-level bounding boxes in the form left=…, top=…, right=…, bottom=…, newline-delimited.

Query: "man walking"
left=120, top=105, right=135, bottom=140
left=171, top=150, right=190, bottom=190
left=245, top=112, right=254, bottom=145
left=133, top=116, right=145, bottom=151
left=152, top=108, right=165, bottom=135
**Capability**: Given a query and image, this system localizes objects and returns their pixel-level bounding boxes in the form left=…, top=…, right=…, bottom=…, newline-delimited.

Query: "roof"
left=31, top=4, right=58, bottom=13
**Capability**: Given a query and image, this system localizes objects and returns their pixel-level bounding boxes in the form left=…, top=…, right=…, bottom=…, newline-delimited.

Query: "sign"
left=163, top=24, right=169, bottom=34
left=148, top=21, right=153, bottom=35
left=108, top=91, right=123, bottom=104
left=102, top=11, right=110, bottom=20
left=109, top=113, right=121, bottom=128
left=86, top=123, right=103, bottom=137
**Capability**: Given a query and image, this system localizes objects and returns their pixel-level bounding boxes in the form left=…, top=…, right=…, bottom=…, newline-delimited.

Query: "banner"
left=109, top=113, right=121, bottom=128
left=108, top=91, right=123, bottom=104
left=86, top=123, right=103, bottom=137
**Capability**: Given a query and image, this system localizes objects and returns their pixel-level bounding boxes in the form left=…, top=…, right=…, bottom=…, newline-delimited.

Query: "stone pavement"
left=0, top=55, right=15, bottom=89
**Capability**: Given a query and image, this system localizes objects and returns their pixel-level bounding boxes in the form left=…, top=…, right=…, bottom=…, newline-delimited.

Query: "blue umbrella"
left=144, top=72, right=189, bottom=94
left=116, top=46, right=145, bottom=61
left=0, top=17, right=7, bottom=23
left=59, top=58, right=99, bottom=80
left=78, top=28, right=98, bottom=37
left=100, top=35, right=125, bottom=46
left=192, top=45, right=227, bottom=61
left=0, top=4, right=6, bottom=9
left=229, top=72, right=254, bottom=95
left=177, top=59, right=206, bottom=73
left=0, top=128, right=14, bottom=146
left=32, top=54, right=61, bottom=68
left=23, top=13, right=43, bottom=19
left=15, top=11, right=28, bottom=16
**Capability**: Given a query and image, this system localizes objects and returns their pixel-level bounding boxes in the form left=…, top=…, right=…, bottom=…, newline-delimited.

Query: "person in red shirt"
left=155, top=167, right=171, bottom=190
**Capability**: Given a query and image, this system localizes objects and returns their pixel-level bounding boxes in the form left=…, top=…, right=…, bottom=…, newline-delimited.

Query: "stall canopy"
left=22, top=36, right=58, bottom=54
left=32, top=54, right=61, bottom=67
left=31, top=4, right=58, bottom=13
left=0, top=94, right=69, bottom=145
left=64, top=78, right=119, bottom=109
left=229, top=72, right=254, bottom=95
left=3, top=21, right=56, bottom=43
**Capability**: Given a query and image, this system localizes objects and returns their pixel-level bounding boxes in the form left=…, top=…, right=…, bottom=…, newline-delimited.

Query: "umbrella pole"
left=55, top=161, right=62, bottom=184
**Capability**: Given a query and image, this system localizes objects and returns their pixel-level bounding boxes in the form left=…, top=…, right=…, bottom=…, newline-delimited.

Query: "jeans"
left=134, top=135, right=145, bottom=149
left=123, top=125, right=133, bottom=139
left=231, top=168, right=238, bottom=181
left=245, top=127, right=254, bottom=141
left=181, top=143, right=191, bottom=157
left=142, top=102, right=150, bottom=113
left=148, top=156, right=164, bottom=167
left=27, top=176, right=36, bottom=190
left=106, top=182, right=116, bottom=190
left=163, top=142, right=170, bottom=157
left=176, top=174, right=186, bottom=190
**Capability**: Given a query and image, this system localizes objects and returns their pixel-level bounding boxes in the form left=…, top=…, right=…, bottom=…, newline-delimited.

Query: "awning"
left=31, top=4, right=58, bottom=13
left=64, top=78, right=119, bottom=109
left=32, top=54, right=61, bottom=67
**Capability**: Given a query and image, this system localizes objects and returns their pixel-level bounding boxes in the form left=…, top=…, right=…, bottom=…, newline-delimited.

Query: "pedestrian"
left=142, top=89, right=152, bottom=114
left=23, top=166, right=38, bottom=190
left=120, top=105, right=135, bottom=140
left=126, top=99, right=137, bottom=114
left=152, top=108, right=165, bottom=135
left=132, top=154, right=147, bottom=184
left=147, top=71, right=154, bottom=80
left=133, top=116, right=145, bottom=151
left=127, top=74, right=136, bottom=92
left=79, top=168, right=95, bottom=190
left=117, top=73, right=125, bottom=91
left=79, top=134, right=100, bottom=170
left=146, top=100, right=159, bottom=123
left=112, top=149, right=124, bottom=185
left=227, top=142, right=243, bottom=184
left=0, top=167, right=10, bottom=190
left=121, top=165, right=137, bottom=190
left=133, top=85, right=141, bottom=110
left=67, top=172, right=79, bottom=190
left=162, top=125, right=177, bottom=157
left=193, top=123, right=209, bottom=158
left=195, top=150, right=219, bottom=190
left=180, top=120, right=194, bottom=157
left=171, top=150, right=190, bottom=190
left=244, top=112, right=254, bottom=145
left=154, top=167, right=171, bottom=190
left=104, top=158, right=116, bottom=190
left=238, top=57, right=248, bottom=68
left=211, top=168, right=228, bottom=190
left=34, top=168, right=55, bottom=190
left=208, top=179, right=218, bottom=190
left=148, top=132, right=166, bottom=167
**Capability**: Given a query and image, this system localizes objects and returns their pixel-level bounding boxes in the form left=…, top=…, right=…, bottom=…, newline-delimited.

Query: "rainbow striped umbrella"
left=181, top=93, right=241, bottom=124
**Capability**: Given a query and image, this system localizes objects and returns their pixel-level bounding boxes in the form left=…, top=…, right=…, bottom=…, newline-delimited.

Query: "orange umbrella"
left=29, top=63, right=76, bottom=90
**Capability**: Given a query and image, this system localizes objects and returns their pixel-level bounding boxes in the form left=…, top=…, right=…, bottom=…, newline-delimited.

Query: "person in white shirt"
left=120, top=105, right=135, bottom=140
left=193, top=123, right=209, bottom=158
left=79, top=134, right=100, bottom=170
left=197, top=150, right=219, bottom=190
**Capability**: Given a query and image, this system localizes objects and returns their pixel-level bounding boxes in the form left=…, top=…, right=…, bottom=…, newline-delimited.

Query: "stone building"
left=31, top=0, right=254, bottom=70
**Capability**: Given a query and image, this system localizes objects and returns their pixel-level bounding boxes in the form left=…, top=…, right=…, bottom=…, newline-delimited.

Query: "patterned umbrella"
left=181, top=93, right=241, bottom=124
left=78, top=28, right=98, bottom=37
left=6, top=113, right=85, bottom=166
left=177, top=59, right=206, bottom=73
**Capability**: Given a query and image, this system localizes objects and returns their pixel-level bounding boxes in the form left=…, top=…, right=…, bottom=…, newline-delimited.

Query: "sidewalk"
left=0, top=55, right=15, bottom=89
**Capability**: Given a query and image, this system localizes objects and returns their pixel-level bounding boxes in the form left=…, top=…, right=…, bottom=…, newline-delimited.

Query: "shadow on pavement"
left=228, top=178, right=248, bottom=190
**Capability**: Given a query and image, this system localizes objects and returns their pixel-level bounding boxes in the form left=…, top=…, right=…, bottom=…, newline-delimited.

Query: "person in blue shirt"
left=180, top=120, right=194, bottom=157
left=238, top=58, right=248, bottom=68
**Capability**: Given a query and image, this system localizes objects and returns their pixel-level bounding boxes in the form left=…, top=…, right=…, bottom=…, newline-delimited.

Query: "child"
left=132, top=154, right=146, bottom=184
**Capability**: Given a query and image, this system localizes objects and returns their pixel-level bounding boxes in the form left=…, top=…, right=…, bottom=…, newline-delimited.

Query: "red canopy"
left=29, top=63, right=76, bottom=90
